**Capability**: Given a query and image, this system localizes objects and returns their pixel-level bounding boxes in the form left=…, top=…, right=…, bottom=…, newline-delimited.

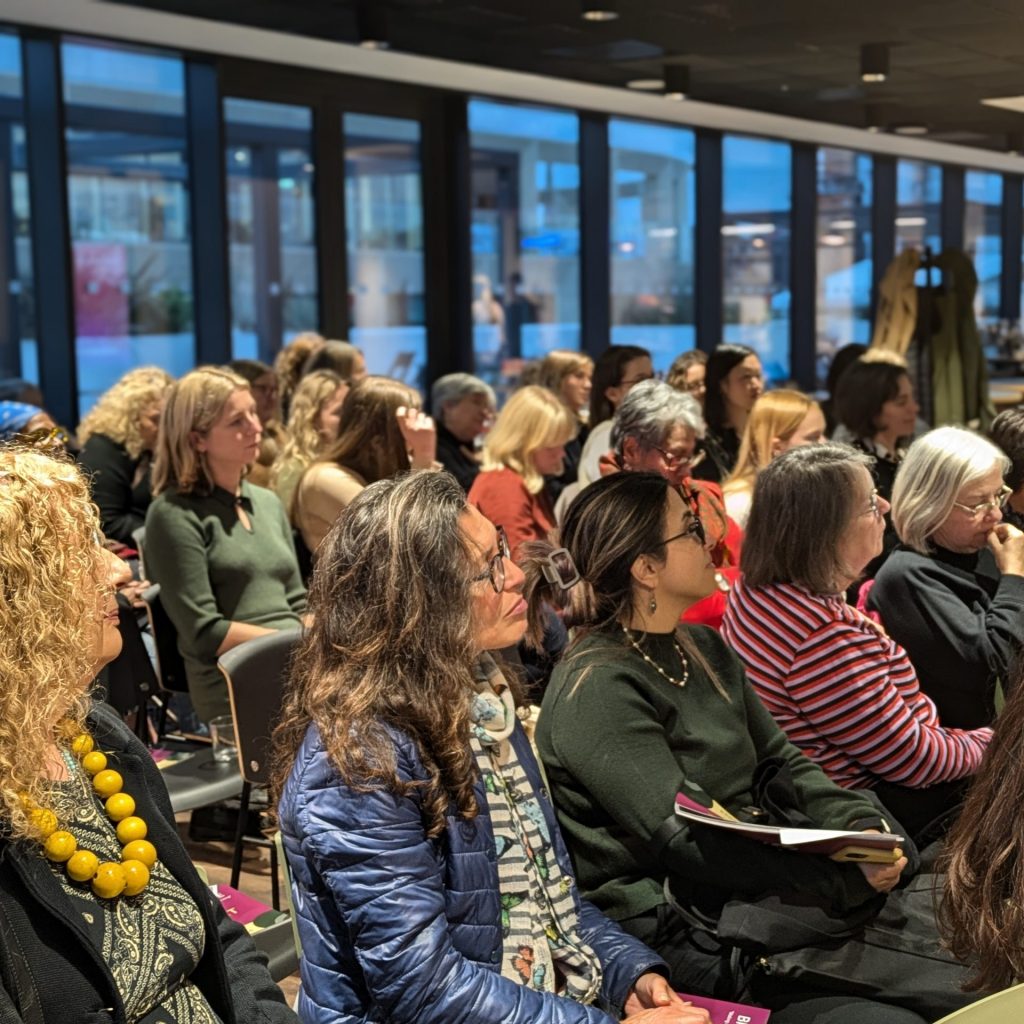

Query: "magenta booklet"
left=679, top=992, right=771, bottom=1023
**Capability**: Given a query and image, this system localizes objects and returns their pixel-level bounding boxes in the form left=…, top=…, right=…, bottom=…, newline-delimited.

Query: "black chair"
left=218, top=627, right=303, bottom=905
left=138, top=583, right=192, bottom=737
left=98, top=594, right=160, bottom=743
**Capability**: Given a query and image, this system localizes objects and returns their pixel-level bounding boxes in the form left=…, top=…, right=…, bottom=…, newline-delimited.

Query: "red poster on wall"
left=73, top=242, right=129, bottom=338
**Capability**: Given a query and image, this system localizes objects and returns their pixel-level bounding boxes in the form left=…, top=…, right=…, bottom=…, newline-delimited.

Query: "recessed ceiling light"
left=820, top=233, right=848, bottom=246
left=830, top=219, right=856, bottom=230
left=860, top=43, right=889, bottom=83
left=895, top=216, right=926, bottom=227
left=892, top=124, right=928, bottom=136
left=356, top=5, right=390, bottom=49
left=664, top=65, right=689, bottom=101
left=982, top=95, right=1024, bottom=114
left=626, top=78, right=665, bottom=91
left=582, top=1, right=618, bottom=21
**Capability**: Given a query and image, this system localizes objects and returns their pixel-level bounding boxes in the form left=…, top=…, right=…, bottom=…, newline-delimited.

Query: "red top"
left=467, top=467, right=556, bottom=560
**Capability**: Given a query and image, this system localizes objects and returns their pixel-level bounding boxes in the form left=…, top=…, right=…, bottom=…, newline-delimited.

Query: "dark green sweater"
left=144, top=482, right=306, bottom=721
left=536, top=626, right=881, bottom=924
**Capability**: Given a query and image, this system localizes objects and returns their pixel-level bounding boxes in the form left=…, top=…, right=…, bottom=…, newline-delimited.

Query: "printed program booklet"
left=679, top=992, right=771, bottom=1023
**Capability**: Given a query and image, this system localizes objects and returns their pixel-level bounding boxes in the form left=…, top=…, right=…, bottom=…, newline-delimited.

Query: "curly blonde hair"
left=270, top=371, right=345, bottom=491
left=151, top=367, right=250, bottom=496
left=0, top=448, right=106, bottom=841
left=77, top=366, right=173, bottom=459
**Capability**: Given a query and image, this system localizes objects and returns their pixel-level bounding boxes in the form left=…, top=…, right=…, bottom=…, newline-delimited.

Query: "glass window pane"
left=469, top=98, right=580, bottom=390
left=344, top=113, right=425, bottom=391
left=895, top=159, right=941, bottom=254
left=608, top=118, right=695, bottom=375
left=225, top=98, right=318, bottom=361
left=0, top=32, right=36, bottom=384
left=722, top=135, right=791, bottom=382
left=964, top=170, right=1002, bottom=327
left=816, top=148, right=873, bottom=389
left=62, top=39, right=193, bottom=416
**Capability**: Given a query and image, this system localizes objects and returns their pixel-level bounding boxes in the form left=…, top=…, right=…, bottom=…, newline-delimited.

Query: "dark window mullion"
left=695, top=129, right=722, bottom=352
left=579, top=112, right=609, bottom=360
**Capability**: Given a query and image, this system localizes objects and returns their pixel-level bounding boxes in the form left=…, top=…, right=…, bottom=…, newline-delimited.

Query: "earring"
left=649, top=592, right=657, bottom=614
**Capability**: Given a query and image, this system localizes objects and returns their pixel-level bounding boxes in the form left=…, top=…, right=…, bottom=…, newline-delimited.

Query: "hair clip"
left=541, top=548, right=580, bottom=591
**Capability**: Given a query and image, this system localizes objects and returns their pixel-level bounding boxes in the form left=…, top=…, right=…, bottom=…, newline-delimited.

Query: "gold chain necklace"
left=621, top=625, right=689, bottom=688
left=23, top=730, right=158, bottom=899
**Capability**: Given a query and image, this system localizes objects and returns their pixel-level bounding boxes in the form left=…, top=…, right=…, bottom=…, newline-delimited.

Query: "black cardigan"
left=0, top=704, right=296, bottom=1024
left=78, top=433, right=153, bottom=546
left=869, top=544, right=1024, bottom=729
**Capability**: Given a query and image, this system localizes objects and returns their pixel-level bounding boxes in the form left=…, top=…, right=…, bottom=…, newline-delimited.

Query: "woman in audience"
left=301, top=338, right=367, bottom=383
left=722, top=389, right=825, bottom=529
left=468, top=384, right=577, bottom=558
left=692, top=344, right=764, bottom=483
left=275, top=330, right=324, bottom=419
left=942, top=663, right=1024, bottom=993
left=229, top=359, right=286, bottom=488
left=579, top=345, right=652, bottom=486
left=270, top=369, right=346, bottom=513
left=869, top=426, right=1024, bottom=730
left=431, top=371, right=496, bottom=493
left=0, top=447, right=295, bottom=1024
left=293, top=375, right=436, bottom=553
left=723, top=443, right=991, bottom=844
left=820, top=343, right=866, bottom=437
left=77, top=366, right=172, bottom=546
left=666, top=349, right=707, bottom=411
left=146, top=367, right=306, bottom=723
left=0, top=400, right=65, bottom=445
left=523, top=471, right=950, bottom=1024
left=273, top=470, right=708, bottom=1024
left=988, top=407, right=1024, bottom=530
left=538, top=349, right=594, bottom=497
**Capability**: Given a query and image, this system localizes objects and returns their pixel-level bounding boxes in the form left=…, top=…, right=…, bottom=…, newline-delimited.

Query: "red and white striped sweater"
left=721, top=578, right=992, bottom=790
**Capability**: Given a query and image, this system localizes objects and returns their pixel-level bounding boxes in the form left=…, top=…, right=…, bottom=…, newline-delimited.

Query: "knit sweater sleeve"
left=788, top=620, right=992, bottom=787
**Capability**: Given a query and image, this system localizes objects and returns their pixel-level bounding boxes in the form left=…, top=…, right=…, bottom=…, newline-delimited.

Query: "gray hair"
left=610, top=379, right=705, bottom=459
left=742, top=442, right=874, bottom=594
left=892, top=426, right=1010, bottom=554
left=430, top=373, right=496, bottom=418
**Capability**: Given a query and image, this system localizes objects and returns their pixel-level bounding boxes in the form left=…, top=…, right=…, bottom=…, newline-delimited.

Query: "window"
left=62, top=39, right=193, bottom=415
left=469, top=99, right=580, bottom=389
left=895, top=159, right=941, bottom=255
left=344, top=113, right=425, bottom=390
left=0, top=32, right=36, bottom=383
left=816, top=148, right=872, bottom=388
left=964, top=170, right=1002, bottom=326
left=225, top=98, right=318, bottom=360
left=608, top=118, right=696, bottom=375
left=722, top=135, right=791, bottom=382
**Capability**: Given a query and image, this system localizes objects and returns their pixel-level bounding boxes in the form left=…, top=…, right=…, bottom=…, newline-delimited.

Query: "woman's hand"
left=624, top=973, right=710, bottom=1023
left=856, top=831, right=907, bottom=892
left=396, top=406, right=437, bottom=470
left=988, top=522, right=1024, bottom=577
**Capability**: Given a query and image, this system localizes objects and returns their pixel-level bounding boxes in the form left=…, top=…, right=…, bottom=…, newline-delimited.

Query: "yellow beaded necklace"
left=23, top=731, right=158, bottom=899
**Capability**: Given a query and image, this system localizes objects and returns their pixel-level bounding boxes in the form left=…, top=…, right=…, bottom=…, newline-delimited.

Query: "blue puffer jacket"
left=279, top=718, right=666, bottom=1024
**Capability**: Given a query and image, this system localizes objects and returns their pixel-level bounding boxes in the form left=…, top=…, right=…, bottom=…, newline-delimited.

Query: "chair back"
left=139, top=584, right=189, bottom=694
left=934, top=983, right=1024, bottom=1022
left=218, top=627, right=302, bottom=786
left=131, top=526, right=146, bottom=579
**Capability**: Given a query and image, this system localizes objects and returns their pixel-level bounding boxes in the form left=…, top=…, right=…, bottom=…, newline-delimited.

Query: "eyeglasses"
left=652, top=445, right=693, bottom=471
left=656, top=515, right=706, bottom=549
left=620, top=372, right=655, bottom=387
left=470, top=525, right=511, bottom=594
left=859, top=489, right=883, bottom=520
left=952, top=486, right=1012, bottom=518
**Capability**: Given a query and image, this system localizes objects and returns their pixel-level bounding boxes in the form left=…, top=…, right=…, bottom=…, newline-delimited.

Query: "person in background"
left=229, top=359, right=285, bottom=488
left=820, top=343, right=866, bottom=437
left=0, top=447, right=297, bottom=1024
left=579, top=345, right=653, bottom=486
left=722, top=389, right=825, bottom=529
left=431, top=372, right=497, bottom=493
left=270, top=369, right=347, bottom=515
left=146, top=367, right=306, bottom=723
left=869, top=427, right=1024, bottom=731
left=988, top=407, right=1024, bottom=531
left=77, top=366, right=172, bottom=546
left=293, top=375, right=435, bottom=554
left=275, top=330, right=324, bottom=420
left=692, top=344, right=763, bottom=484
left=665, top=350, right=708, bottom=411
left=301, top=338, right=367, bottom=384
left=468, top=385, right=577, bottom=559
left=723, top=443, right=991, bottom=846
left=0, top=400, right=66, bottom=446
left=523, top=471, right=943, bottom=1024
left=537, top=349, right=594, bottom=499
left=274, top=470, right=707, bottom=1024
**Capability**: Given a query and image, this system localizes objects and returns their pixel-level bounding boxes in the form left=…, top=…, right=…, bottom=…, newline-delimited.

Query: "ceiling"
left=108, top=0, right=1024, bottom=153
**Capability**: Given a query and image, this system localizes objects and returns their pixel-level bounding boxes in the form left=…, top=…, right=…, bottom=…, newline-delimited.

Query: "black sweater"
left=79, top=433, right=153, bottom=546
left=0, top=703, right=296, bottom=1024
left=435, top=423, right=481, bottom=494
left=869, top=544, right=1024, bottom=729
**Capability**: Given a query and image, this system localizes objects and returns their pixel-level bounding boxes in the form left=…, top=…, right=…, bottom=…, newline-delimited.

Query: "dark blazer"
left=79, top=433, right=153, bottom=546
left=0, top=703, right=296, bottom=1024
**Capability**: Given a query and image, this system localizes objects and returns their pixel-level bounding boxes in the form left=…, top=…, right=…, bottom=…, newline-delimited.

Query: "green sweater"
left=536, top=626, right=882, bottom=924
left=144, top=482, right=306, bottom=721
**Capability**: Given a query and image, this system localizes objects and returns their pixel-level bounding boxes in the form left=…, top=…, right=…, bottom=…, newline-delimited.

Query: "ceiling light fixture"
left=860, top=43, right=889, bottom=83
left=864, top=103, right=886, bottom=133
left=356, top=5, right=390, bottom=49
left=581, top=1, right=618, bottom=21
left=626, top=78, right=665, bottom=91
left=664, top=65, right=689, bottom=101
left=892, top=123, right=928, bottom=136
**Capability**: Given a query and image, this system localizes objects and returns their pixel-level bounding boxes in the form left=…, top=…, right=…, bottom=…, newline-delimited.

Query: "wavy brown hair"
left=940, top=662, right=1024, bottom=991
left=0, top=448, right=105, bottom=840
left=270, top=471, right=484, bottom=837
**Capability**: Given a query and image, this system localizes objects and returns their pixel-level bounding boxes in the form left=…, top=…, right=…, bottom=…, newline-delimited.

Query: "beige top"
left=294, top=461, right=368, bottom=553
